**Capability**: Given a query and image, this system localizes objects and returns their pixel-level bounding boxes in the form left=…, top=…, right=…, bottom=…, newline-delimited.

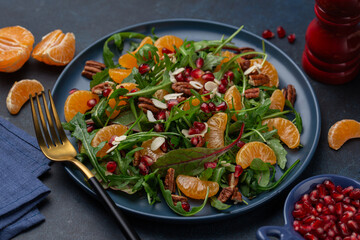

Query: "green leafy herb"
left=210, top=197, right=231, bottom=210
left=267, top=138, right=288, bottom=169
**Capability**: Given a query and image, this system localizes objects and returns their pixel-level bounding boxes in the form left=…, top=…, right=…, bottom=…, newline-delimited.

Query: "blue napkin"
left=0, top=117, right=50, bottom=240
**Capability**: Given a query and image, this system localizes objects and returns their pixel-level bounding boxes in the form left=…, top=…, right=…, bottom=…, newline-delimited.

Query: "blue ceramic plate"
left=52, top=19, right=321, bottom=222
left=256, top=174, right=360, bottom=239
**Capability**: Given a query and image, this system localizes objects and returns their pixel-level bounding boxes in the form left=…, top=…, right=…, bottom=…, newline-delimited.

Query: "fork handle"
left=88, top=177, right=140, bottom=240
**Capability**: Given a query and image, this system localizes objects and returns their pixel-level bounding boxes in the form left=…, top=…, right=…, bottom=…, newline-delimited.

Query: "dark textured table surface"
left=1, top=0, right=359, bottom=239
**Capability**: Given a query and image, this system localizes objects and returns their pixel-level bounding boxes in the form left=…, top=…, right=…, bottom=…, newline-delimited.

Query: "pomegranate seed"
left=343, top=197, right=351, bottom=204
left=188, top=127, right=201, bottom=135
left=349, top=188, right=360, bottom=200
left=347, top=220, right=359, bottom=232
left=108, top=135, right=118, bottom=147
left=224, top=71, right=234, bottom=81
left=327, top=229, right=335, bottom=237
left=139, top=63, right=150, bottom=74
left=102, top=88, right=111, bottom=97
left=301, top=194, right=310, bottom=203
left=185, top=76, right=194, bottom=82
left=294, top=202, right=303, bottom=210
left=343, top=204, right=356, bottom=213
left=193, top=121, right=206, bottom=131
left=340, top=222, right=351, bottom=236
left=190, top=136, right=199, bottom=146
left=287, top=34, right=296, bottom=43
left=175, top=72, right=185, bottom=82
left=343, top=186, right=354, bottom=196
left=167, top=99, right=179, bottom=110
left=293, top=220, right=300, bottom=231
left=293, top=209, right=306, bottom=219
left=218, top=83, right=227, bottom=94
left=323, top=220, right=334, bottom=231
left=303, top=215, right=316, bottom=224
left=160, top=142, right=168, bottom=152
left=322, top=206, right=331, bottom=215
left=354, top=213, right=360, bottom=222
left=236, top=141, right=245, bottom=149
left=216, top=102, right=227, bottom=111
left=316, top=203, right=324, bottom=212
left=191, top=69, right=204, bottom=79
left=87, top=98, right=97, bottom=108
left=262, top=29, right=275, bottom=39
left=234, top=165, right=243, bottom=177
left=310, top=190, right=319, bottom=203
left=157, top=110, right=167, bottom=120
left=298, top=224, right=312, bottom=234
left=335, top=202, right=343, bottom=215
left=221, top=78, right=229, bottom=86
left=341, top=211, right=354, bottom=223
left=119, top=85, right=125, bottom=88
left=184, top=67, right=192, bottom=76
left=195, top=58, right=204, bottom=68
left=335, top=237, right=343, bottom=240
left=332, top=224, right=340, bottom=235
left=204, top=162, right=217, bottom=169
left=324, top=180, right=335, bottom=191
left=328, top=204, right=335, bottom=214
left=208, top=102, right=216, bottom=112
left=304, top=233, right=318, bottom=240
left=276, top=26, right=286, bottom=38
left=324, top=195, right=336, bottom=205
left=106, top=161, right=117, bottom=173
left=317, top=184, right=327, bottom=198
left=332, top=192, right=345, bottom=202
left=138, top=162, right=149, bottom=175
left=154, top=123, right=164, bottom=132
left=336, top=185, right=343, bottom=193
left=311, top=219, right=324, bottom=230
left=200, top=103, right=210, bottom=113
left=129, top=89, right=138, bottom=93
left=310, top=207, right=319, bottom=216
left=69, top=88, right=78, bottom=95
left=351, top=200, right=360, bottom=208
left=162, top=48, right=173, bottom=54
left=202, top=73, right=215, bottom=82
left=87, top=125, right=95, bottom=133
left=181, top=201, right=190, bottom=212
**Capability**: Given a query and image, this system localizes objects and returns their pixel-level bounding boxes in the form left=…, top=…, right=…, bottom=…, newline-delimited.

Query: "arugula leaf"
left=267, top=138, right=288, bottom=169
left=199, top=168, right=214, bottom=181
left=157, top=175, right=209, bottom=216
left=250, top=158, right=270, bottom=187
left=285, top=100, right=303, bottom=133
left=91, top=98, right=109, bottom=127
left=90, top=68, right=111, bottom=89
left=210, top=197, right=231, bottom=210
left=142, top=171, right=161, bottom=205
left=202, top=53, right=223, bottom=71
left=107, top=174, right=142, bottom=194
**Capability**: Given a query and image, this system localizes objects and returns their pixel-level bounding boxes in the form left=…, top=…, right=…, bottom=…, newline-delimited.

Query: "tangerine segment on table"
left=204, top=112, right=228, bottom=148
left=176, top=175, right=219, bottom=200
left=328, top=119, right=360, bottom=150
left=236, top=141, right=277, bottom=169
left=6, top=79, right=44, bottom=115
left=224, top=85, right=242, bottom=121
left=269, top=89, right=285, bottom=111
left=154, top=35, right=183, bottom=56
left=250, top=59, right=279, bottom=87
left=106, top=82, right=139, bottom=119
left=140, top=138, right=165, bottom=161
left=108, top=68, right=132, bottom=84
left=263, top=118, right=300, bottom=149
left=91, top=124, right=128, bottom=158
left=32, top=29, right=75, bottom=66
left=64, top=90, right=99, bottom=122
left=118, top=36, right=153, bottom=69
left=0, top=26, right=34, bottom=72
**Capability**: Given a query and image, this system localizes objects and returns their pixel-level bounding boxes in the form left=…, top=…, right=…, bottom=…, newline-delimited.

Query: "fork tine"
left=41, top=91, right=61, bottom=146
left=47, top=89, right=69, bottom=143
left=35, top=92, right=54, bottom=148
left=30, top=94, right=48, bottom=150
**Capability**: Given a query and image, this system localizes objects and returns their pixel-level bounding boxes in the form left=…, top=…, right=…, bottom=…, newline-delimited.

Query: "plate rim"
left=53, top=18, right=321, bottom=222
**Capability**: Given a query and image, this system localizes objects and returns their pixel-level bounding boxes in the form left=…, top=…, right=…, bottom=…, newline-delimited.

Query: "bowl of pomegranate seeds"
left=256, top=174, right=360, bottom=240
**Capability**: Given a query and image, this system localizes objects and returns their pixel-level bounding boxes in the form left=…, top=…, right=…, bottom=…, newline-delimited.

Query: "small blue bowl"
left=256, top=174, right=360, bottom=240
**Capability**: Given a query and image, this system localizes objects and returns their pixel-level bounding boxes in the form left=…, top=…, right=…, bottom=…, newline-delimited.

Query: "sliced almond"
left=172, top=68, right=185, bottom=76
left=147, top=110, right=157, bottom=122
left=114, top=135, right=127, bottom=142
left=204, top=81, right=218, bottom=91
left=214, top=79, right=221, bottom=85
left=163, top=93, right=183, bottom=101
left=189, top=81, right=203, bottom=90
left=181, top=123, right=208, bottom=138
left=151, top=98, right=168, bottom=109
left=170, top=74, right=177, bottom=83
left=106, top=144, right=119, bottom=154
left=151, top=137, right=166, bottom=151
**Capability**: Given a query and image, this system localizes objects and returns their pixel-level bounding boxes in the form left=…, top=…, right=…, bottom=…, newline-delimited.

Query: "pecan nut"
left=138, top=97, right=160, bottom=114
left=282, top=84, right=297, bottom=106
left=239, top=47, right=257, bottom=59
left=217, top=187, right=234, bottom=203
left=244, top=88, right=260, bottom=99
left=164, top=168, right=176, bottom=193
left=239, top=59, right=250, bottom=71
left=133, top=150, right=141, bottom=167
left=227, top=173, right=239, bottom=188
left=231, top=187, right=243, bottom=203
left=91, top=81, right=115, bottom=95
left=171, top=194, right=188, bottom=206
left=248, top=73, right=270, bottom=86
left=172, top=82, right=195, bottom=96
left=81, top=60, right=106, bottom=79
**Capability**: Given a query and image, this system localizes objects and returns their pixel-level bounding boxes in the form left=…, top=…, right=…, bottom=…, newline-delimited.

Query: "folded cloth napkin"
left=0, top=117, right=50, bottom=240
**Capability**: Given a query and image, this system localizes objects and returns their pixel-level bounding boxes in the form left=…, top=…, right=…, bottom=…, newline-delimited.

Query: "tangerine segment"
left=106, top=83, right=139, bottom=119
left=176, top=175, right=219, bottom=200
left=108, top=68, right=132, bottom=84
left=6, top=79, right=44, bottom=114
left=0, top=26, right=34, bottom=72
left=328, top=119, right=360, bottom=150
left=250, top=59, right=279, bottom=87
left=204, top=112, right=228, bottom=148
left=118, top=36, right=153, bottom=69
left=32, top=29, right=75, bottom=66
left=236, top=141, right=277, bottom=169
left=269, top=89, right=285, bottom=111
left=140, top=138, right=165, bottom=161
left=91, top=124, right=128, bottom=158
left=154, top=35, right=183, bottom=56
left=214, top=51, right=247, bottom=72
left=263, top=118, right=300, bottom=149
left=64, top=90, right=99, bottom=122
left=183, top=97, right=201, bottom=111
left=224, top=85, right=242, bottom=121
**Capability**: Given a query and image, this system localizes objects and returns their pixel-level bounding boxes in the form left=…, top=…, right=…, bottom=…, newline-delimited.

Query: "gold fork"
left=30, top=90, right=140, bottom=240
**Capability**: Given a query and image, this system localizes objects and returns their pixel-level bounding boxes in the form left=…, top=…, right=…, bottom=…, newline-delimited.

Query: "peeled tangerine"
left=176, top=175, right=219, bottom=200
left=262, top=118, right=300, bottom=149
left=328, top=119, right=360, bottom=150
left=236, top=141, right=277, bottom=169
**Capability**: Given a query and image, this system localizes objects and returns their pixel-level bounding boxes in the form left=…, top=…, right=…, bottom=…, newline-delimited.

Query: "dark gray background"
left=0, top=0, right=359, bottom=239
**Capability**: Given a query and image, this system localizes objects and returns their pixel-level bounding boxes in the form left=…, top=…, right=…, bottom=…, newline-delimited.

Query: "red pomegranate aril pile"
left=191, top=68, right=204, bottom=79
left=157, top=110, right=167, bottom=120
left=162, top=48, right=173, bottom=54
left=69, top=88, right=78, bottom=95
left=204, top=162, right=217, bottom=169
left=87, top=98, right=97, bottom=108
left=293, top=180, right=360, bottom=239
left=216, top=102, right=227, bottom=111
left=184, top=66, right=192, bottom=76
left=218, top=84, right=227, bottom=94
left=224, top=70, right=234, bottom=81
left=221, top=78, right=229, bottom=86
left=175, top=72, right=185, bottom=82
left=202, top=72, right=215, bottom=82
left=277, top=26, right=286, bottom=38
left=288, top=34, right=296, bottom=43
left=106, top=161, right=117, bottom=173
left=139, top=63, right=150, bottom=74
left=141, top=155, right=154, bottom=166
left=138, top=162, right=149, bottom=175
left=200, top=102, right=210, bottom=113
left=208, top=102, right=216, bottom=112
left=262, top=29, right=275, bottom=39
left=167, top=99, right=179, bottom=110
left=188, top=121, right=206, bottom=135
left=154, top=123, right=164, bottom=132
left=195, top=57, right=204, bottom=68
left=234, top=165, right=243, bottom=177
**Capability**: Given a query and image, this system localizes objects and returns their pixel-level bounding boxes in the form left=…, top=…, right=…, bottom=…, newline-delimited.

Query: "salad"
left=63, top=26, right=303, bottom=216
